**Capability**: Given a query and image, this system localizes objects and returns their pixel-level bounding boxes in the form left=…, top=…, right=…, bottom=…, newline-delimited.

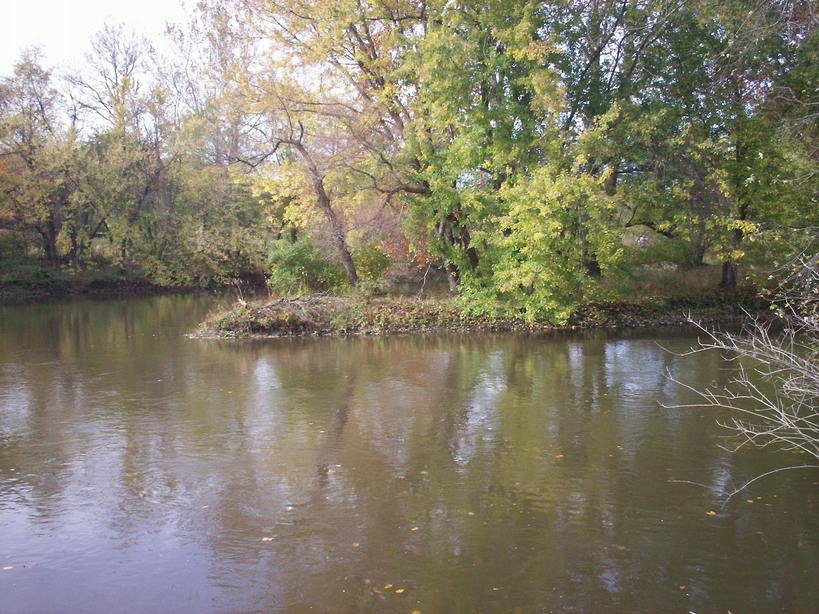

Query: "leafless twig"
left=667, top=245, right=819, bottom=503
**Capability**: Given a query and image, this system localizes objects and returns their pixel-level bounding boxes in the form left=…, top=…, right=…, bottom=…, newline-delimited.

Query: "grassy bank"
left=194, top=291, right=764, bottom=339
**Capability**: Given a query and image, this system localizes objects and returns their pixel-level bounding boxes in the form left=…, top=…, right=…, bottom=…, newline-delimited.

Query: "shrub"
left=0, top=232, right=26, bottom=260
left=354, top=243, right=391, bottom=282
left=0, top=260, right=69, bottom=289
left=266, top=238, right=347, bottom=295
left=621, top=236, right=697, bottom=267
left=354, top=277, right=390, bottom=298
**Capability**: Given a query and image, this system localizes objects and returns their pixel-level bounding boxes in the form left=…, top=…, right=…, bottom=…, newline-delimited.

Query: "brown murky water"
left=1, top=294, right=817, bottom=613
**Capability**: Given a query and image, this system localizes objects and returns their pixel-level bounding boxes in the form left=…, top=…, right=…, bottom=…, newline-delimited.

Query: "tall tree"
left=0, top=51, right=78, bottom=265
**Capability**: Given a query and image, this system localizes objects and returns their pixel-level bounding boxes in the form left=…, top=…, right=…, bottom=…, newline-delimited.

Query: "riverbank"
left=0, top=278, right=198, bottom=304
left=0, top=260, right=264, bottom=304
left=193, top=292, right=766, bottom=339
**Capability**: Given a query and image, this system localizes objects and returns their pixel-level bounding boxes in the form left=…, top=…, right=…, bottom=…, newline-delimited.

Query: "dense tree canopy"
left=0, top=0, right=815, bottom=318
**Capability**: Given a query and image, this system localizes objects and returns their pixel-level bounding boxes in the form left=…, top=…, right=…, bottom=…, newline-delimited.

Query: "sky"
left=0, top=0, right=189, bottom=75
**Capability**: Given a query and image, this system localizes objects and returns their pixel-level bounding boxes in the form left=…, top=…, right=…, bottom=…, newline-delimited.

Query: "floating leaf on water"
left=395, top=588, right=405, bottom=594
left=706, top=510, right=717, bottom=516
left=352, top=542, right=360, bottom=548
left=384, top=583, right=393, bottom=589
left=410, top=527, right=419, bottom=532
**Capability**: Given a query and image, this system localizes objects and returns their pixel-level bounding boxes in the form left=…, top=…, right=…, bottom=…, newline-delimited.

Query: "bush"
left=0, top=259, right=69, bottom=289
left=0, top=232, right=26, bottom=260
left=621, top=235, right=698, bottom=267
left=266, top=238, right=347, bottom=295
left=354, top=243, right=391, bottom=282
left=354, top=277, right=390, bottom=298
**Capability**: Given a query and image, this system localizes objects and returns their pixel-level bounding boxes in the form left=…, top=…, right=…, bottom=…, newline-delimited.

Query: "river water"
left=0, top=294, right=817, bottom=613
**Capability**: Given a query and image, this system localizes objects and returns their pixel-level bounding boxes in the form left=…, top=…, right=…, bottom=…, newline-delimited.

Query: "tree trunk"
left=686, top=239, right=706, bottom=269
left=118, top=238, right=132, bottom=274
left=39, top=223, right=59, bottom=267
left=583, top=252, right=602, bottom=277
left=604, top=163, right=618, bottom=195
left=436, top=215, right=468, bottom=294
left=721, top=86, right=749, bottom=293
left=720, top=261, right=737, bottom=291
left=720, top=226, right=742, bottom=291
left=720, top=224, right=743, bottom=292
left=293, top=142, right=358, bottom=287
left=313, top=176, right=358, bottom=287
left=459, top=225, right=479, bottom=272
left=579, top=209, right=601, bottom=278
left=68, top=228, right=85, bottom=268
left=720, top=188, right=747, bottom=291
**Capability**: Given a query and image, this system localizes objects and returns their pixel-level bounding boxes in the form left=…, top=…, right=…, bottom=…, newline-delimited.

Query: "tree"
left=202, top=0, right=432, bottom=287
left=0, top=50, right=78, bottom=265
left=1, top=0, right=815, bottom=307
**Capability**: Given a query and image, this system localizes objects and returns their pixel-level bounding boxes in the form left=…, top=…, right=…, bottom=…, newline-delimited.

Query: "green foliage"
left=266, top=238, right=347, bottom=295
left=1, top=0, right=816, bottom=310
left=622, top=236, right=703, bottom=268
left=354, top=244, right=391, bottom=282
left=351, top=244, right=392, bottom=298
left=0, top=257, right=68, bottom=289
left=488, top=171, right=621, bottom=323
left=0, top=233, right=25, bottom=259
left=0, top=46, right=273, bottom=290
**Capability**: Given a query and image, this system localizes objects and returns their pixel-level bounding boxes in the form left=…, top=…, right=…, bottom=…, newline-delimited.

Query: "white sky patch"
left=0, top=0, right=189, bottom=75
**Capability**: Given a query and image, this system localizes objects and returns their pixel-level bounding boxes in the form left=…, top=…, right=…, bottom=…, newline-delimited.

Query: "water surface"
left=1, top=295, right=817, bottom=612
